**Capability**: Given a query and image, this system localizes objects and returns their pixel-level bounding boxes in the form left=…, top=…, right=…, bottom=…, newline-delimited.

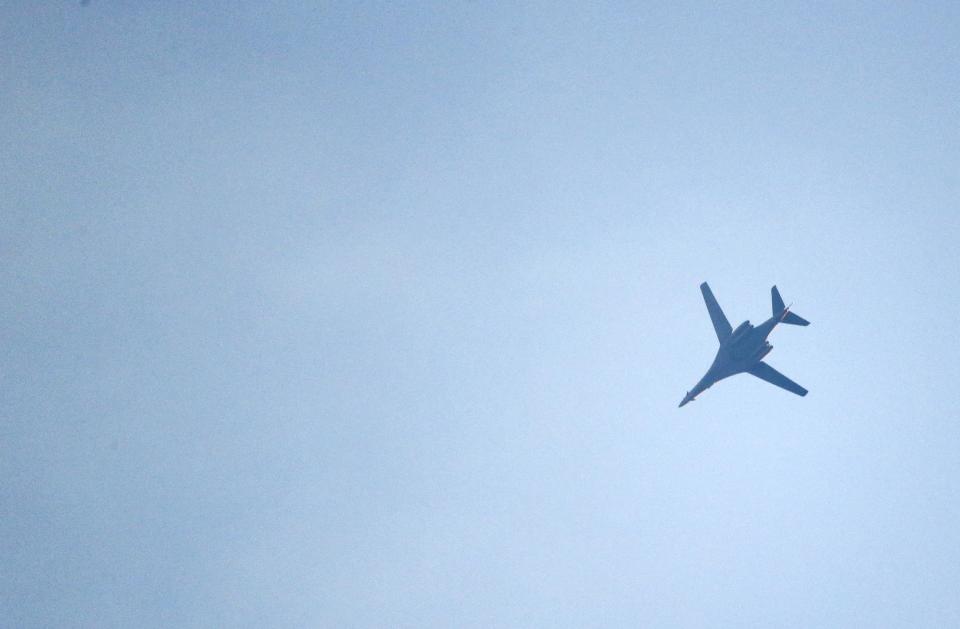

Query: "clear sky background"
left=3, top=3, right=959, bottom=627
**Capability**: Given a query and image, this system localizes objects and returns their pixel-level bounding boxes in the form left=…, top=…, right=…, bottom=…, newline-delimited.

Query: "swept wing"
left=748, top=361, right=808, bottom=397
left=700, top=282, right=732, bottom=343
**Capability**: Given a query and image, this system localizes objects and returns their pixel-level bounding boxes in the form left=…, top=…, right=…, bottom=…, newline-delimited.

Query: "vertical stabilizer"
left=771, top=285, right=810, bottom=326
left=771, top=285, right=785, bottom=316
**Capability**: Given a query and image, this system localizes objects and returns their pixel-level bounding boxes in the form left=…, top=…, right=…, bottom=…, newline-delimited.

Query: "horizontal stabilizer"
left=700, top=282, right=732, bottom=343
left=782, top=311, right=809, bottom=326
left=748, top=361, right=808, bottom=397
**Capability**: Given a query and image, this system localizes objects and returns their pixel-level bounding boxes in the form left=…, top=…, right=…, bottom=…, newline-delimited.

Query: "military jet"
left=679, top=283, right=809, bottom=407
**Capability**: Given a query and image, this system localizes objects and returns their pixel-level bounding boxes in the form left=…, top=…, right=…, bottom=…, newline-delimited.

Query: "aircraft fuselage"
left=683, top=318, right=777, bottom=398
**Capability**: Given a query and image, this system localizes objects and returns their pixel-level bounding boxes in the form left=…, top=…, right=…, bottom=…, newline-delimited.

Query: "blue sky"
left=2, top=3, right=960, bottom=627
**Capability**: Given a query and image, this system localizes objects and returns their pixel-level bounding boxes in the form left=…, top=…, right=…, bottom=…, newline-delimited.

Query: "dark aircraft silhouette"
left=679, top=283, right=809, bottom=407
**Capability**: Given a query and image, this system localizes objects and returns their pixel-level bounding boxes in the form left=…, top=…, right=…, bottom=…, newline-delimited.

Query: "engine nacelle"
left=731, top=321, right=752, bottom=340
left=755, top=343, right=773, bottom=361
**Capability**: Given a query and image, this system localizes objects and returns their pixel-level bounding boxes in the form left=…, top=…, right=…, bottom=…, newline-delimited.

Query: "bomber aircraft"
left=679, top=283, right=809, bottom=407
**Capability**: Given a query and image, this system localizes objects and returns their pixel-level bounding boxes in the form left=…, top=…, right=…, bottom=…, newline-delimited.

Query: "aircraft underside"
left=680, top=283, right=809, bottom=407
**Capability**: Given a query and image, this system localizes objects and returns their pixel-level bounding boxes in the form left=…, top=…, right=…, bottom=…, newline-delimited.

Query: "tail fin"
left=771, top=286, right=785, bottom=315
left=771, top=285, right=810, bottom=326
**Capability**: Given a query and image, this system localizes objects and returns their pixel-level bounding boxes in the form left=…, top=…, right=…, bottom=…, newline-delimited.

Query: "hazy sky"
left=3, top=3, right=960, bottom=627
